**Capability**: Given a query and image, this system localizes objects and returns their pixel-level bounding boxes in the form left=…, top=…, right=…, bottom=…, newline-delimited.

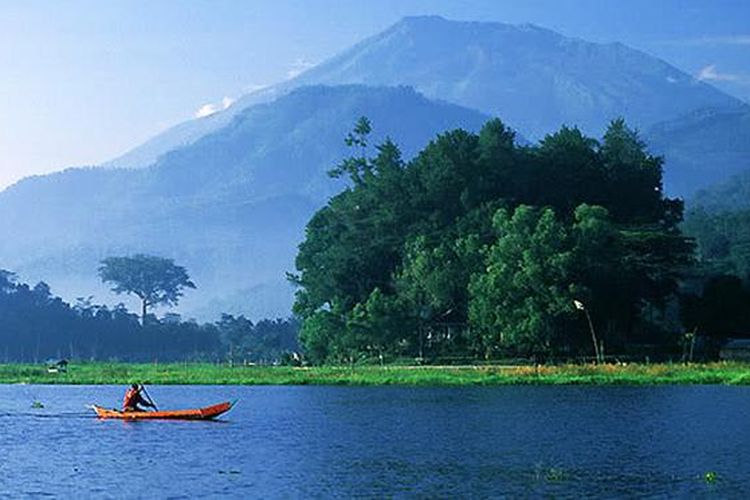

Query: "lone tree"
left=98, top=254, right=196, bottom=324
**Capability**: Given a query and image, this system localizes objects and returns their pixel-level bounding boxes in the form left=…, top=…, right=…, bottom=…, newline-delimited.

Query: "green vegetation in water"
left=2, top=362, right=750, bottom=386
left=532, top=463, right=571, bottom=483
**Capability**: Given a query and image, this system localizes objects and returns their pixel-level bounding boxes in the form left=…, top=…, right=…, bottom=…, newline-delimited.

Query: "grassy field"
left=2, top=361, right=750, bottom=385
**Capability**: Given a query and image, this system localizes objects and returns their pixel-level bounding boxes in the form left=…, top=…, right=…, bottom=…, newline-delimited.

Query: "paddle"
left=140, top=385, right=159, bottom=411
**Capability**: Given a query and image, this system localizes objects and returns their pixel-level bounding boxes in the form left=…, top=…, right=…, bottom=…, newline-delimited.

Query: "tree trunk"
left=141, top=299, right=147, bottom=325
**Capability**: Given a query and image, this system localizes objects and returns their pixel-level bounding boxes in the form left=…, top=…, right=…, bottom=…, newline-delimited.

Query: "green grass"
left=2, top=361, right=750, bottom=386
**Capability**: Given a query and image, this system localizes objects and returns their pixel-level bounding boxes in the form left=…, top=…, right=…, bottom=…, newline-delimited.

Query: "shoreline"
left=1, top=362, right=750, bottom=386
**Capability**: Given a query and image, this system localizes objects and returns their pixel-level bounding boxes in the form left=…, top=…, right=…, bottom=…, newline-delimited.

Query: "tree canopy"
left=293, top=117, right=695, bottom=363
left=0, top=269, right=298, bottom=363
left=98, top=254, right=196, bottom=323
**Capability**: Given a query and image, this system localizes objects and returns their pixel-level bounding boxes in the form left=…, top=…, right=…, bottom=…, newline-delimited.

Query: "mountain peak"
left=106, top=15, right=739, bottom=170
left=391, top=15, right=561, bottom=39
left=397, top=14, right=448, bottom=25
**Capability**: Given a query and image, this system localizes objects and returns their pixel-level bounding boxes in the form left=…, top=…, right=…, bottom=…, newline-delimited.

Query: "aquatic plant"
left=545, top=467, right=567, bottom=482
left=531, top=463, right=570, bottom=484
left=704, top=471, right=718, bottom=484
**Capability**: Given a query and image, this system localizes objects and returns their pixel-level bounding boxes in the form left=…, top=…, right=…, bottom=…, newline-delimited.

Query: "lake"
left=1, top=384, right=749, bottom=497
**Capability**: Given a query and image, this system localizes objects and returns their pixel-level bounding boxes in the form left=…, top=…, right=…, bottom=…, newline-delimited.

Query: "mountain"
left=2, top=16, right=744, bottom=319
left=691, top=169, right=750, bottom=213
left=0, top=85, right=490, bottom=319
left=108, top=15, right=738, bottom=171
left=646, top=104, right=750, bottom=197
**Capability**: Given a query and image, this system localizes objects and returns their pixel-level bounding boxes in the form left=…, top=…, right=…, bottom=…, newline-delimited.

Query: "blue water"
left=1, top=384, right=749, bottom=497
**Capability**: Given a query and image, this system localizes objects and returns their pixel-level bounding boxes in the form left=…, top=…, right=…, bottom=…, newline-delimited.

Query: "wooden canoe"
left=92, top=401, right=233, bottom=420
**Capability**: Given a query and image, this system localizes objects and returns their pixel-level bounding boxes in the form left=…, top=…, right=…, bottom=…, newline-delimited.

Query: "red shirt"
left=123, top=387, right=140, bottom=410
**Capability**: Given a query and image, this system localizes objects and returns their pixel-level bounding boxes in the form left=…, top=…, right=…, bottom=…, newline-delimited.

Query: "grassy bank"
left=2, top=362, right=750, bottom=385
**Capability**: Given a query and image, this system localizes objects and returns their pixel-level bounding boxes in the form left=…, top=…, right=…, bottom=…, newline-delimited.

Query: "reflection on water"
left=0, top=384, right=749, bottom=497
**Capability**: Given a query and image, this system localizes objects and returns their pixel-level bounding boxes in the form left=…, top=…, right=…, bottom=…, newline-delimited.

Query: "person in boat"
left=122, top=383, right=156, bottom=412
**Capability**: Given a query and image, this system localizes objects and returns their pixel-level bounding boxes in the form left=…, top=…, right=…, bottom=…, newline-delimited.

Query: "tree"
left=0, top=269, right=17, bottom=293
left=682, top=275, right=750, bottom=337
left=299, top=307, right=346, bottom=364
left=600, top=118, right=664, bottom=224
left=294, top=117, right=696, bottom=362
left=476, top=118, right=519, bottom=202
left=328, top=116, right=373, bottom=184
left=531, top=126, right=603, bottom=213
left=346, top=288, right=411, bottom=362
left=293, top=135, right=410, bottom=317
left=685, top=208, right=750, bottom=279
left=216, top=314, right=253, bottom=365
left=468, top=206, right=578, bottom=358
left=408, top=128, right=481, bottom=226
left=98, top=254, right=196, bottom=324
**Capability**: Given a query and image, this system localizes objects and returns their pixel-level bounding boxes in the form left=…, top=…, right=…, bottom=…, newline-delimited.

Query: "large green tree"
left=98, top=254, right=196, bottom=324
left=468, top=206, right=578, bottom=358
left=293, top=117, right=694, bottom=363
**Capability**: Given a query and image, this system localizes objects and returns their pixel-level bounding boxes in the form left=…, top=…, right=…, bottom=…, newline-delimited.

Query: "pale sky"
left=1, top=0, right=748, bottom=189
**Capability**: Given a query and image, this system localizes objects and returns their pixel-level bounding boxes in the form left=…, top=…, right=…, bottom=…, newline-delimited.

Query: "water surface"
left=1, top=384, right=749, bottom=497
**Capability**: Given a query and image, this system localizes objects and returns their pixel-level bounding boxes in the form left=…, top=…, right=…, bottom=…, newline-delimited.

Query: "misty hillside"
left=645, top=104, right=750, bottom=197
left=691, top=169, right=750, bottom=213
left=109, top=16, right=738, bottom=171
left=0, top=85, right=490, bottom=319
left=2, top=16, right=746, bottom=321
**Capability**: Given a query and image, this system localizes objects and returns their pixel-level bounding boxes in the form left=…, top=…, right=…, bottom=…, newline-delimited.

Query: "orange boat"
left=92, top=401, right=234, bottom=420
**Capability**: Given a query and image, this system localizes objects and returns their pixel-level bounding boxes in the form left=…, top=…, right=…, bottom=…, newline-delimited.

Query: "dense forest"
left=682, top=208, right=750, bottom=337
left=0, top=270, right=298, bottom=362
left=290, top=117, right=744, bottom=363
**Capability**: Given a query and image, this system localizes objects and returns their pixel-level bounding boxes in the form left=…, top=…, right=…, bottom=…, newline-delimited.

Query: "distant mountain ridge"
left=0, top=85, right=490, bottom=319
left=691, top=168, right=750, bottom=213
left=645, top=103, right=750, bottom=196
left=106, top=15, right=738, bottom=171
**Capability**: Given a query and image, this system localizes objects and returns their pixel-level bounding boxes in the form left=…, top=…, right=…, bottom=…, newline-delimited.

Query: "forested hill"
left=690, top=170, right=750, bottom=214
left=682, top=162, right=750, bottom=289
left=0, top=85, right=490, bottom=320
left=108, top=15, right=738, bottom=171
left=293, top=118, right=698, bottom=362
left=646, top=104, right=750, bottom=197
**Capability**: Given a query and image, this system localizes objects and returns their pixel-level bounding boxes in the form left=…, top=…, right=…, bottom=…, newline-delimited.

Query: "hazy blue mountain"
left=690, top=169, right=750, bottom=213
left=0, top=85, right=490, bottom=319
left=645, top=104, right=750, bottom=197
left=297, top=16, right=736, bottom=136
left=108, top=16, right=738, bottom=170
left=3, top=16, right=744, bottom=319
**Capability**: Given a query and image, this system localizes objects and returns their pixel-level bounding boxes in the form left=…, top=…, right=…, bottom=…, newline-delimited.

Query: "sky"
left=1, top=0, right=748, bottom=190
